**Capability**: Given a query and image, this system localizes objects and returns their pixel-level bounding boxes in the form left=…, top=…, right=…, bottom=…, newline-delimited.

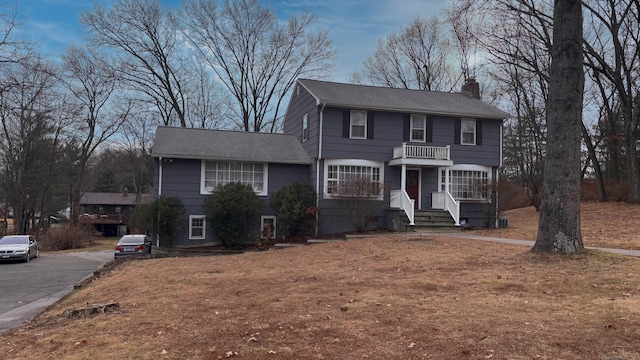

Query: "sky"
left=17, top=0, right=446, bottom=82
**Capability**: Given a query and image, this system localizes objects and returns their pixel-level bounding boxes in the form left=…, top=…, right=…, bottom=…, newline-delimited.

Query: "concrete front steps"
left=411, top=210, right=461, bottom=232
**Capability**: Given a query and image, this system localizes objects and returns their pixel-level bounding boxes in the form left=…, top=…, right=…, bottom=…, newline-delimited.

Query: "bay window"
left=325, top=159, right=384, bottom=199
left=439, top=165, right=490, bottom=200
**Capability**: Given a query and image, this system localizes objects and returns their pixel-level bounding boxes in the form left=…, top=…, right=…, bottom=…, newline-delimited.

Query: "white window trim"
left=350, top=110, right=367, bottom=139
left=200, top=160, right=269, bottom=196
left=260, top=215, right=277, bottom=240
left=302, top=113, right=309, bottom=142
left=461, top=118, right=476, bottom=145
left=438, top=165, right=491, bottom=201
left=189, top=215, right=206, bottom=240
left=410, top=114, right=427, bottom=142
left=323, top=159, right=385, bottom=200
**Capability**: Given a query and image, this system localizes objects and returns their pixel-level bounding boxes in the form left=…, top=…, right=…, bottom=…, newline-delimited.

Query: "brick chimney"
left=461, top=77, right=480, bottom=99
left=123, top=188, right=128, bottom=197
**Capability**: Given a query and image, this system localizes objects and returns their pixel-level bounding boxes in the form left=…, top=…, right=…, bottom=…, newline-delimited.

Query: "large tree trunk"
left=533, top=0, right=584, bottom=254
left=626, top=134, right=640, bottom=202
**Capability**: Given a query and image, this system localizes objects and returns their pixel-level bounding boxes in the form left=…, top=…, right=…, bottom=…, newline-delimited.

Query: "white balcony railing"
left=390, top=189, right=415, bottom=225
left=393, top=143, right=450, bottom=160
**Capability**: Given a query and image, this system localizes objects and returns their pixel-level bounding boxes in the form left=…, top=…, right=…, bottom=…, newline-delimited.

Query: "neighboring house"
left=78, top=190, right=152, bottom=236
left=151, top=78, right=509, bottom=247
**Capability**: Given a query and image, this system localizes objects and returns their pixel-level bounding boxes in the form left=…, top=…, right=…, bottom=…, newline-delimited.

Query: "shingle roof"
left=151, top=127, right=312, bottom=164
left=80, top=192, right=153, bottom=206
left=298, top=79, right=509, bottom=119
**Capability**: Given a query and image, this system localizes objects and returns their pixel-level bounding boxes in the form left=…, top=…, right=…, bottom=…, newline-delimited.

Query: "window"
left=260, top=215, right=276, bottom=240
left=439, top=165, right=490, bottom=200
left=189, top=215, right=206, bottom=240
left=325, top=159, right=384, bottom=199
left=302, top=114, right=309, bottom=142
left=461, top=118, right=476, bottom=145
left=201, top=161, right=268, bottom=196
left=410, top=114, right=426, bottom=142
left=350, top=110, right=367, bottom=139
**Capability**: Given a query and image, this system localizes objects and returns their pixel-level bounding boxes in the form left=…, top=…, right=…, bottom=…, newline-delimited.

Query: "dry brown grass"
left=476, top=201, right=640, bottom=249
left=1, top=202, right=640, bottom=359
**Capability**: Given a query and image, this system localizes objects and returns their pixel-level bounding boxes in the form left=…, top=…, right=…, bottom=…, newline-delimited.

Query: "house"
left=151, top=129, right=312, bottom=247
left=151, top=78, right=509, bottom=247
left=78, top=190, right=153, bottom=236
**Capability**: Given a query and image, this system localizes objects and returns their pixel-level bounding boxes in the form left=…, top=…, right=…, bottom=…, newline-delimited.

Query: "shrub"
left=334, top=177, right=384, bottom=233
left=203, top=182, right=262, bottom=248
left=38, top=224, right=94, bottom=251
left=269, top=181, right=316, bottom=239
left=129, top=203, right=155, bottom=235
left=155, top=196, right=185, bottom=247
left=128, top=197, right=185, bottom=247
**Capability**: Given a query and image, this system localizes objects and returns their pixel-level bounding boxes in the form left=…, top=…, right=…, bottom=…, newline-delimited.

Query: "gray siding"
left=156, top=158, right=311, bottom=246
left=311, top=107, right=502, bottom=234
left=449, top=119, right=502, bottom=166
left=283, top=86, right=320, bottom=159
left=321, top=107, right=399, bottom=161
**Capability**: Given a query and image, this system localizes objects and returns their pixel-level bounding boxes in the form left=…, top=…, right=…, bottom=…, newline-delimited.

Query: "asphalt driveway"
left=0, top=250, right=114, bottom=333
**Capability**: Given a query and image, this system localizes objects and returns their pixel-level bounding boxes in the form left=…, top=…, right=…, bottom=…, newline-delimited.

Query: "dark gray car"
left=114, top=235, right=152, bottom=258
left=0, top=235, right=39, bottom=262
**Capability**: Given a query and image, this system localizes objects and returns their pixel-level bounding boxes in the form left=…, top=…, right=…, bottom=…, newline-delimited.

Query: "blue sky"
left=17, top=0, right=446, bottom=82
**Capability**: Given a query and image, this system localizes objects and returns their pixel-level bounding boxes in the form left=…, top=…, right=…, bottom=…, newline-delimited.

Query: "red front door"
left=406, top=170, right=420, bottom=209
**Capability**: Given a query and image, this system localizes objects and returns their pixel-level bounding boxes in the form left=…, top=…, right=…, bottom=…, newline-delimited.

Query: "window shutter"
left=403, top=115, right=410, bottom=141
left=476, top=120, right=483, bottom=145
left=426, top=117, right=433, bottom=143
left=342, top=110, right=350, bottom=138
left=367, top=112, right=375, bottom=139
left=454, top=118, right=461, bottom=144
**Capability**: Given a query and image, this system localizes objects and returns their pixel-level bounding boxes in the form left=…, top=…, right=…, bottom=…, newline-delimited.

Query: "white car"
left=0, top=235, right=39, bottom=262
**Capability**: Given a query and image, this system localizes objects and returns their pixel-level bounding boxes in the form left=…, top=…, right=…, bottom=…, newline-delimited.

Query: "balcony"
left=388, top=143, right=453, bottom=167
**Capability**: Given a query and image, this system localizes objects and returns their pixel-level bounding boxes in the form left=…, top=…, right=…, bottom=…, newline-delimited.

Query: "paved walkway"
left=429, top=232, right=640, bottom=258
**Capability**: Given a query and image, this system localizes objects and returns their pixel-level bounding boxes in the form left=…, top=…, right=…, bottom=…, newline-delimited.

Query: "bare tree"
left=0, top=0, right=32, bottom=66
left=182, top=0, right=334, bottom=132
left=0, top=60, right=59, bottom=234
left=80, top=0, right=188, bottom=127
left=119, top=110, right=156, bottom=203
left=353, top=16, right=455, bottom=91
left=183, top=61, right=231, bottom=129
left=533, top=0, right=584, bottom=254
left=334, top=177, right=384, bottom=233
left=445, top=0, right=483, bottom=82
left=583, top=0, right=640, bottom=202
left=60, top=45, right=128, bottom=224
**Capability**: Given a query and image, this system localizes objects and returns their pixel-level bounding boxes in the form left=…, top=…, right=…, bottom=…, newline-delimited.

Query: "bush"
left=269, top=181, right=316, bottom=239
left=334, top=177, right=384, bottom=233
left=38, top=224, right=94, bottom=251
left=155, top=196, right=185, bottom=247
left=128, top=197, right=185, bottom=247
left=129, top=203, right=155, bottom=234
left=203, top=182, right=262, bottom=248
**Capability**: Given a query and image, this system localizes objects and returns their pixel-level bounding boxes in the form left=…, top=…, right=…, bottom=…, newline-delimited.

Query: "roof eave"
left=152, top=153, right=311, bottom=165
left=315, top=102, right=509, bottom=120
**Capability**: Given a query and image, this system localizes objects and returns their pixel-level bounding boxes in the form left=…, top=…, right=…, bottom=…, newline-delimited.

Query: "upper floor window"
left=302, top=114, right=309, bottom=142
left=325, top=159, right=384, bottom=199
left=201, top=160, right=268, bottom=196
left=410, top=114, right=427, bottom=142
left=461, top=118, right=476, bottom=145
left=350, top=110, right=367, bottom=139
